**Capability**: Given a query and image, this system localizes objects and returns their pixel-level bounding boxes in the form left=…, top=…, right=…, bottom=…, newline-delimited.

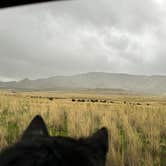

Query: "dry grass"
left=0, top=90, right=165, bottom=166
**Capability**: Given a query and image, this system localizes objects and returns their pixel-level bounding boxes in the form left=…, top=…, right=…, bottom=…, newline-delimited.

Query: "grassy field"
left=0, top=90, right=165, bottom=166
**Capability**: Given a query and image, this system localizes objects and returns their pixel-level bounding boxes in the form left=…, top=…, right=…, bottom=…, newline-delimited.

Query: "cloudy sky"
left=0, top=0, right=166, bottom=81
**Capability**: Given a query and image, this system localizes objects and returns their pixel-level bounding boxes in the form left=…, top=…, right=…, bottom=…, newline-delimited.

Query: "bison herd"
left=29, top=96, right=56, bottom=101
left=27, top=96, right=151, bottom=105
left=71, top=99, right=151, bottom=106
left=72, top=98, right=114, bottom=104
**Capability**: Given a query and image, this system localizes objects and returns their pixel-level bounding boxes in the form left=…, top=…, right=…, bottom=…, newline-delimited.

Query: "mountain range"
left=0, top=72, right=166, bottom=94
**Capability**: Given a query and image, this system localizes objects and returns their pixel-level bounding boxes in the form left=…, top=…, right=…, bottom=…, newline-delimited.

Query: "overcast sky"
left=0, top=0, right=166, bottom=81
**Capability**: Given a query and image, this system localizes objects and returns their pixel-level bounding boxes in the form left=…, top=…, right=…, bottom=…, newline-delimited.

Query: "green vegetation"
left=0, top=91, right=165, bottom=166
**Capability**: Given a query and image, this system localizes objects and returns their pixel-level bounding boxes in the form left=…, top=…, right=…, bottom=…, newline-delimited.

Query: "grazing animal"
left=0, top=115, right=108, bottom=166
left=91, top=99, right=98, bottom=103
left=80, top=99, right=85, bottom=102
left=100, top=100, right=106, bottom=103
left=72, top=99, right=76, bottom=102
left=48, top=97, right=54, bottom=101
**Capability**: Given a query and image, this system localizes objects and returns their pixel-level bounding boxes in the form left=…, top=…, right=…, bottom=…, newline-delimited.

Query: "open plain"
left=0, top=90, right=165, bottom=166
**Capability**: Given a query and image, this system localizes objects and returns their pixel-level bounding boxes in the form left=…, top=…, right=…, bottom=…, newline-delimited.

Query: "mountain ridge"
left=0, top=72, right=166, bottom=94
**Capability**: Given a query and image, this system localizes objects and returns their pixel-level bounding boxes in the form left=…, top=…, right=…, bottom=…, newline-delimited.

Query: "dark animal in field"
left=72, top=99, right=76, bottom=102
left=100, top=100, right=107, bottom=103
left=0, top=115, right=108, bottom=166
left=91, top=99, right=98, bottom=103
left=48, top=97, right=54, bottom=101
left=77, top=99, right=85, bottom=102
left=90, top=99, right=95, bottom=103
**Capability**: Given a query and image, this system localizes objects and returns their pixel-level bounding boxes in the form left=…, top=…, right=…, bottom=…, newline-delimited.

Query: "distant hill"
left=1, top=72, right=166, bottom=94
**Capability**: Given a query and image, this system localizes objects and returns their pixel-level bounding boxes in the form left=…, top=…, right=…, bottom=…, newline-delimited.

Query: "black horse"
left=0, top=115, right=108, bottom=166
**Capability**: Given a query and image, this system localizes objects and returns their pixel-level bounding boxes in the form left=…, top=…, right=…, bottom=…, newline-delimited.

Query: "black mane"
left=0, top=115, right=108, bottom=166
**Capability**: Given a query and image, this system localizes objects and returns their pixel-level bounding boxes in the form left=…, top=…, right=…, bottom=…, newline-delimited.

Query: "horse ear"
left=87, top=127, right=109, bottom=156
left=21, top=115, right=49, bottom=140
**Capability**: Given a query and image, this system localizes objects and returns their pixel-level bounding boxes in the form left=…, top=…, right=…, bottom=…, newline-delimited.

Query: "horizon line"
left=1, top=71, right=166, bottom=82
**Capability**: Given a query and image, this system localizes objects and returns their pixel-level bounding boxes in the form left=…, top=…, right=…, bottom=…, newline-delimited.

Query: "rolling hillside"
left=0, top=72, right=166, bottom=94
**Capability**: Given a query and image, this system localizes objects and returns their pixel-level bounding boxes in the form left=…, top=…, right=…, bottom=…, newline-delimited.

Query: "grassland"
left=0, top=90, right=165, bottom=166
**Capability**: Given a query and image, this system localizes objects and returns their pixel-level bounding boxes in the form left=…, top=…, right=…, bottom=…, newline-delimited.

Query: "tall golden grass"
left=0, top=91, right=165, bottom=166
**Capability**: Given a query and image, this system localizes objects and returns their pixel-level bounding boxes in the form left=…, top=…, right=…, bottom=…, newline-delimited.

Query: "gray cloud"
left=0, top=0, right=166, bottom=81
